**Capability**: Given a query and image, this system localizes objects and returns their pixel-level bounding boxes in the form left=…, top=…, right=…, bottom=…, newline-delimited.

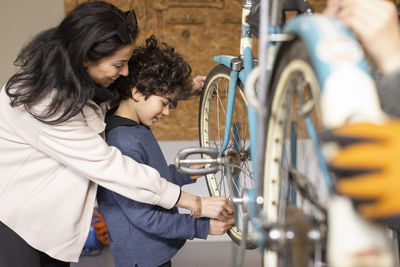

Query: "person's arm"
left=105, top=126, right=235, bottom=221
left=19, top=105, right=179, bottom=209
left=376, top=69, right=400, bottom=118
left=107, top=191, right=210, bottom=240
left=326, top=0, right=400, bottom=74
left=168, top=164, right=199, bottom=186
left=176, top=192, right=235, bottom=221
left=325, top=0, right=400, bottom=117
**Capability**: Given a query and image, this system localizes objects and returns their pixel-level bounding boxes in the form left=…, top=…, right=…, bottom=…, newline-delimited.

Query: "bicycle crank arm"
left=175, top=147, right=222, bottom=176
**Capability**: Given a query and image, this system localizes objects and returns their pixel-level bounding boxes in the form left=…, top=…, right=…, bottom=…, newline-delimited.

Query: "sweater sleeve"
left=111, top=191, right=209, bottom=240
left=25, top=109, right=179, bottom=209
left=168, top=165, right=196, bottom=186
left=104, top=136, right=209, bottom=240
left=376, top=68, right=400, bottom=118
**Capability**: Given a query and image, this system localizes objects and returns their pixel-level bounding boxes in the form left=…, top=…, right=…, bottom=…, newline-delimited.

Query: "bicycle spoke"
left=200, top=64, right=256, bottom=249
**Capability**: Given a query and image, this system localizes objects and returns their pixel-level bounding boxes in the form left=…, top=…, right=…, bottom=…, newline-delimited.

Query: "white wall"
left=0, top=0, right=64, bottom=86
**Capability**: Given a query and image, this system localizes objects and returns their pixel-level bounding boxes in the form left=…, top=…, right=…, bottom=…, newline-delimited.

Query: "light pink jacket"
left=0, top=86, right=180, bottom=262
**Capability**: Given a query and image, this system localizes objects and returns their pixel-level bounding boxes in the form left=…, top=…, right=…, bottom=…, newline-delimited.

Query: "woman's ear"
left=131, top=87, right=143, bottom=102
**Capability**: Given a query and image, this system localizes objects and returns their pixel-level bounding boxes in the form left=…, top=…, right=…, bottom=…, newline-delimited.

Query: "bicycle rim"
left=263, top=40, right=328, bottom=267
left=199, top=64, right=257, bottom=249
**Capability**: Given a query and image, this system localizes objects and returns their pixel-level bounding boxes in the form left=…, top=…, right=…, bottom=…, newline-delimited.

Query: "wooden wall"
left=65, top=0, right=327, bottom=140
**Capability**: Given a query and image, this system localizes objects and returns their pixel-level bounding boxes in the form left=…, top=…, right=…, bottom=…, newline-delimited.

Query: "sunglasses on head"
left=95, top=9, right=138, bottom=45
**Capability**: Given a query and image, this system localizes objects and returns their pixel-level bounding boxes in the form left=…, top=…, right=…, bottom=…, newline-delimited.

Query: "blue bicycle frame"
left=212, top=2, right=259, bottom=182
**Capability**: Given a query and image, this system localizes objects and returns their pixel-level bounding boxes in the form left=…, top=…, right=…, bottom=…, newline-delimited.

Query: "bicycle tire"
left=199, top=64, right=258, bottom=249
left=263, top=39, right=328, bottom=267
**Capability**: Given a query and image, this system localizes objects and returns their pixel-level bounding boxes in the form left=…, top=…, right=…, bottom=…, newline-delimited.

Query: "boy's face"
left=134, top=92, right=173, bottom=126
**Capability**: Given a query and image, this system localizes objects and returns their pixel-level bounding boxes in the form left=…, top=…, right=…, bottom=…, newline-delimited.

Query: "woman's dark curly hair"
left=112, top=35, right=193, bottom=105
left=5, top=1, right=138, bottom=125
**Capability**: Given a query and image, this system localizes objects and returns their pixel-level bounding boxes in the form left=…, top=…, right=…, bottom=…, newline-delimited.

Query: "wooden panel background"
left=65, top=0, right=327, bottom=140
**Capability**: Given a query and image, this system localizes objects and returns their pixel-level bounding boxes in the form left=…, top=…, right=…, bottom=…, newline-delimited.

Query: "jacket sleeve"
left=168, top=165, right=195, bottom=186
left=111, top=191, right=209, bottom=240
left=105, top=139, right=209, bottom=239
left=376, top=68, right=400, bottom=118
left=19, top=105, right=180, bottom=209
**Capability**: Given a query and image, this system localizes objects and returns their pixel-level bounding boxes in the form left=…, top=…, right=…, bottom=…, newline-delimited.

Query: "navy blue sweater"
left=97, top=112, right=209, bottom=267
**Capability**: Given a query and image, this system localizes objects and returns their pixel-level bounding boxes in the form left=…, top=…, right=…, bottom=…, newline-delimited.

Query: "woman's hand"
left=201, top=196, right=235, bottom=221
left=325, top=0, right=400, bottom=74
left=209, top=217, right=235, bottom=235
left=176, top=192, right=234, bottom=221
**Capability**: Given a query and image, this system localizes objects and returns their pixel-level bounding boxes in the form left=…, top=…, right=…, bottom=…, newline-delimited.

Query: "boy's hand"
left=189, top=164, right=206, bottom=180
left=201, top=196, right=235, bottom=221
left=325, top=120, right=400, bottom=220
left=209, top=217, right=235, bottom=235
left=187, top=75, right=206, bottom=99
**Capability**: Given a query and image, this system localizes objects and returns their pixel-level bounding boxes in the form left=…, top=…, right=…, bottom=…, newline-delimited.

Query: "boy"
left=97, top=35, right=234, bottom=267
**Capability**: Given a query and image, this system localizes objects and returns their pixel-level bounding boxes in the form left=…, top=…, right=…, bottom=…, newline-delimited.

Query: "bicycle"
left=175, top=0, right=397, bottom=266
left=198, top=0, right=315, bottom=251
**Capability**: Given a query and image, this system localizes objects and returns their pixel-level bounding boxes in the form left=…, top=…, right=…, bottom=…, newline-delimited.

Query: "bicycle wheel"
left=263, top=39, right=328, bottom=267
left=199, top=64, right=257, bottom=249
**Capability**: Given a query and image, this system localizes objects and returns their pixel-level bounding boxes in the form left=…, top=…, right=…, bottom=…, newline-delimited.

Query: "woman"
left=0, top=2, right=233, bottom=266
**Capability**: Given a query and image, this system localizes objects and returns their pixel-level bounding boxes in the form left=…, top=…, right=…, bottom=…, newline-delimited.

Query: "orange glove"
left=325, top=120, right=400, bottom=221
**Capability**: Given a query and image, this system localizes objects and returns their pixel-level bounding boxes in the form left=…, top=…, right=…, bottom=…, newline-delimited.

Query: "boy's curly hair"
left=112, top=35, right=192, bottom=105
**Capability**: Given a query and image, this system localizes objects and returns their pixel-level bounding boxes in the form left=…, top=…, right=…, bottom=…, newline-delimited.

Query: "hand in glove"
left=324, top=120, right=400, bottom=221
